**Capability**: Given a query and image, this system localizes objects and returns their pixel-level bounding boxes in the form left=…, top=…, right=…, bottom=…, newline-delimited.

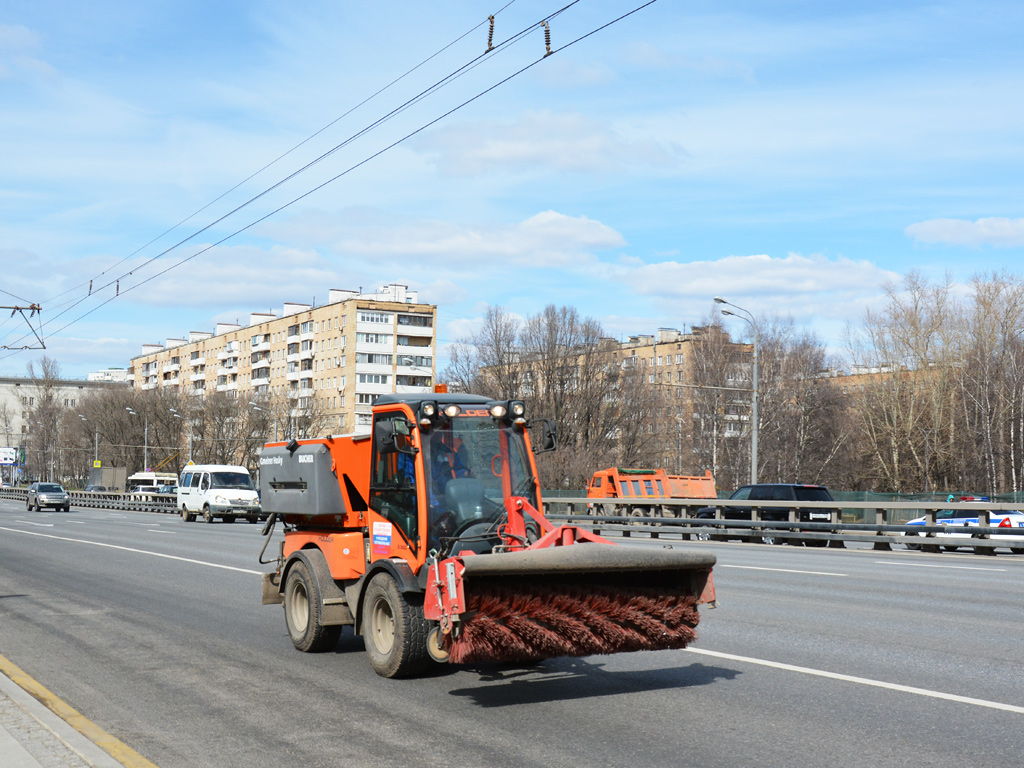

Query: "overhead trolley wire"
left=37, top=0, right=523, bottom=315
left=3, top=1, right=548, bottom=350
left=0, top=0, right=657, bottom=359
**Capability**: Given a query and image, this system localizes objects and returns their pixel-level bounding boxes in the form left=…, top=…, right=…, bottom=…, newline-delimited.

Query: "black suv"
left=696, top=483, right=837, bottom=544
left=26, top=482, right=71, bottom=512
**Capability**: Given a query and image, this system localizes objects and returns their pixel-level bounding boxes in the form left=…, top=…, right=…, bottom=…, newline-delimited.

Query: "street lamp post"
left=249, top=402, right=278, bottom=442
left=170, top=408, right=192, bottom=461
left=399, top=356, right=434, bottom=389
left=714, top=297, right=758, bottom=485
left=36, top=421, right=53, bottom=482
left=126, top=408, right=148, bottom=472
left=79, top=415, right=98, bottom=484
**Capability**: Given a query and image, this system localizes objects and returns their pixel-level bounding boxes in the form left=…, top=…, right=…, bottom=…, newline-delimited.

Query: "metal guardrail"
left=0, top=487, right=177, bottom=514
left=542, top=497, right=1024, bottom=554
left=2, top=488, right=1021, bottom=553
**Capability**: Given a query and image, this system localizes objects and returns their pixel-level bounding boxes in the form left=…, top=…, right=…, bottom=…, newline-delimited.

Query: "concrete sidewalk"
left=0, top=667, right=129, bottom=768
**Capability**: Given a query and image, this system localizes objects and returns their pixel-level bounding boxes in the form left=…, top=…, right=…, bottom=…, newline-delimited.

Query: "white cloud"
left=622, top=252, right=899, bottom=322
left=414, top=110, right=685, bottom=175
left=905, top=217, right=1024, bottom=248
left=266, top=208, right=626, bottom=269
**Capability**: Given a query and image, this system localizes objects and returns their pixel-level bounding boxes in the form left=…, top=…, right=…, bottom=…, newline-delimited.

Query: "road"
left=0, top=499, right=1021, bottom=767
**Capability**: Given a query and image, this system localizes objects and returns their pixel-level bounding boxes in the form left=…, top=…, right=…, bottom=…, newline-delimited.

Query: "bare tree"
left=756, top=318, right=852, bottom=486
left=849, top=272, right=960, bottom=492
left=443, top=306, right=523, bottom=397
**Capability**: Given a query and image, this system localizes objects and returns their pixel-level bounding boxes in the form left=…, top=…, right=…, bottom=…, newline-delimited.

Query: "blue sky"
left=2, top=0, right=1023, bottom=379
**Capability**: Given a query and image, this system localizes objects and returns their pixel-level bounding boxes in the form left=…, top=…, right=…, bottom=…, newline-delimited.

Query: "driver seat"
left=444, top=477, right=485, bottom=523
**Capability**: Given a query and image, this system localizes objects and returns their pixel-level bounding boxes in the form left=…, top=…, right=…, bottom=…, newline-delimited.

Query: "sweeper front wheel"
left=362, top=573, right=431, bottom=678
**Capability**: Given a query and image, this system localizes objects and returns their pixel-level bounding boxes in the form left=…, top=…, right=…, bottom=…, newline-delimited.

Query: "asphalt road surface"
left=0, top=499, right=1021, bottom=768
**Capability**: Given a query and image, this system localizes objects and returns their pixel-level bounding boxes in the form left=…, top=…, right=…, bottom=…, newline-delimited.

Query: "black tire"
left=361, top=572, right=430, bottom=678
left=62, top=505, right=70, bottom=513
left=26, top=500, right=33, bottom=512
left=203, top=505, right=214, bottom=523
left=1011, top=548, right=1024, bottom=555
left=181, top=506, right=195, bottom=522
left=628, top=507, right=648, bottom=526
left=247, top=516, right=259, bottom=524
left=283, top=560, right=341, bottom=653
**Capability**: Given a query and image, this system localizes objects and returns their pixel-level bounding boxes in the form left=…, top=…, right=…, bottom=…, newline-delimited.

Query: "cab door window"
left=369, top=413, right=419, bottom=548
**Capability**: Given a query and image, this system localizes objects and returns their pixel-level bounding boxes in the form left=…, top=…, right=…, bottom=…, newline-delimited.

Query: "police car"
left=904, top=497, right=1024, bottom=553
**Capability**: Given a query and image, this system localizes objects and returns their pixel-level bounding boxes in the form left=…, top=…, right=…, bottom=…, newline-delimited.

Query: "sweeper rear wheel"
left=284, top=560, right=341, bottom=653
left=362, top=573, right=431, bottom=678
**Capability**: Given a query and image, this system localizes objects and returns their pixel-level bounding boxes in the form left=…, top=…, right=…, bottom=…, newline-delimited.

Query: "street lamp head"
left=713, top=296, right=727, bottom=304
left=721, top=309, right=735, bottom=317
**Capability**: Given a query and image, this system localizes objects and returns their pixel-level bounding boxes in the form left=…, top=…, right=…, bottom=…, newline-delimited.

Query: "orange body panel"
left=284, top=531, right=366, bottom=580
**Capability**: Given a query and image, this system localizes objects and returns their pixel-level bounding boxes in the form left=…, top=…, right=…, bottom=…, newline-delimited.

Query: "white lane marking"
left=874, top=561, right=1006, bottom=573
left=686, top=648, right=1024, bottom=714
left=718, top=564, right=847, bottom=577
left=147, top=530, right=174, bottom=534
left=0, top=526, right=260, bottom=574
left=67, top=520, right=86, bottom=524
left=15, top=520, right=54, bottom=528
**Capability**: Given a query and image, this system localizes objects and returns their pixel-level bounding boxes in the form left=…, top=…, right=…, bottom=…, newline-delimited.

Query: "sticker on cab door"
left=372, top=521, right=393, bottom=556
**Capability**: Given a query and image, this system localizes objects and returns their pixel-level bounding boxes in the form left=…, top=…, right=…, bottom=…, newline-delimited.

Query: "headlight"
left=214, top=495, right=228, bottom=504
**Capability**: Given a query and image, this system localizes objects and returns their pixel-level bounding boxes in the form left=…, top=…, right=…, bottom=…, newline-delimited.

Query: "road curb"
left=0, top=654, right=160, bottom=768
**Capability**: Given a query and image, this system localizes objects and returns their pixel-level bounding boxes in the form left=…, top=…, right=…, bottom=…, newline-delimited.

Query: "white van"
left=177, top=464, right=263, bottom=523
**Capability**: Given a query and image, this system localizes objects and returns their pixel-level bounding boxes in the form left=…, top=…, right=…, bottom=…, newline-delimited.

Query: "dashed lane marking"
left=0, top=526, right=260, bottom=574
left=873, top=560, right=1006, bottom=572
left=718, top=564, right=847, bottom=577
left=686, top=648, right=1024, bottom=715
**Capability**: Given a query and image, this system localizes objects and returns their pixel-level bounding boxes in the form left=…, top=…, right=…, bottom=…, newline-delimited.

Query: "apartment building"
left=128, top=284, right=437, bottom=433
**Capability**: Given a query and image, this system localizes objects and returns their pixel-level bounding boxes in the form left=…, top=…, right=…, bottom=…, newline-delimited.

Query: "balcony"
left=395, top=323, right=433, bottom=338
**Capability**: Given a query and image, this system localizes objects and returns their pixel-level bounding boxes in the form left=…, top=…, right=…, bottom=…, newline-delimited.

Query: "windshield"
left=422, top=416, right=537, bottom=547
left=210, top=472, right=255, bottom=490
left=794, top=487, right=832, bottom=502
left=39, top=484, right=64, bottom=493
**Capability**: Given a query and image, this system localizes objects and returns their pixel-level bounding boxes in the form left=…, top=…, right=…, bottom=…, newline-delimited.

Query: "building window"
left=357, top=373, right=390, bottom=385
left=358, top=312, right=392, bottom=324
left=396, top=314, right=432, bottom=327
left=356, top=353, right=393, bottom=365
left=356, top=332, right=392, bottom=345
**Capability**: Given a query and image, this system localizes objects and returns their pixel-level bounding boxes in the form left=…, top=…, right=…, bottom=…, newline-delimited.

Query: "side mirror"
left=374, top=419, right=416, bottom=455
left=531, top=419, right=557, bottom=454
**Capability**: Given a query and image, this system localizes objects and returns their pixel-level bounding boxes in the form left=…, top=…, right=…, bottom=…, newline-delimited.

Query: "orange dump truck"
left=587, top=468, right=717, bottom=516
left=258, top=393, right=716, bottom=677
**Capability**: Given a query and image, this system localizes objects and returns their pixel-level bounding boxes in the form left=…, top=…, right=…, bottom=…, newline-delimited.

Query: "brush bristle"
left=446, top=580, right=702, bottom=665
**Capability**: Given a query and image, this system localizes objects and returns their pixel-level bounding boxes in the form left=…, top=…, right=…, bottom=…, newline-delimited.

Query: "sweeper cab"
left=258, top=393, right=716, bottom=678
